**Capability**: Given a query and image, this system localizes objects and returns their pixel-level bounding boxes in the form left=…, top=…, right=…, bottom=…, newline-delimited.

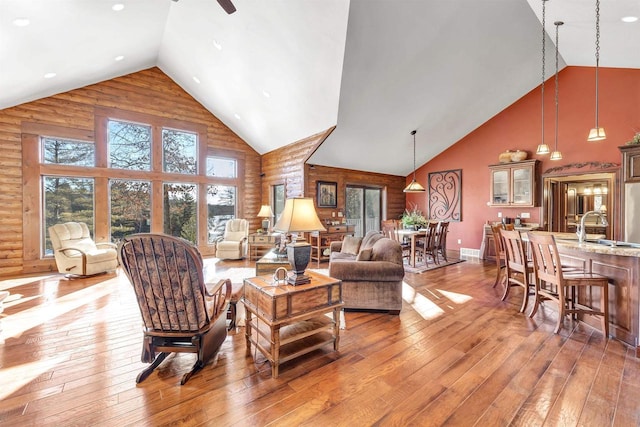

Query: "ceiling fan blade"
left=217, top=0, right=236, bottom=14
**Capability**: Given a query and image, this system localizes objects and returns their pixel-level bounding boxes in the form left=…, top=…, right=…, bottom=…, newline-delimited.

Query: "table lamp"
left=257, top=205, right=274, bottom=232
left=272, top=197, right=326, bottom=285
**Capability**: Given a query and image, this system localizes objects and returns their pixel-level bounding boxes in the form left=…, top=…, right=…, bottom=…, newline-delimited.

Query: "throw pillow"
left=356, top=248, right=373, bottom=261
left=340, top=236, right=362, bottom=255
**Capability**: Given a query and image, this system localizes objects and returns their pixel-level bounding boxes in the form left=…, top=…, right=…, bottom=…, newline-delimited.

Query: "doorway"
left=543, top=172, right=614, bottom=239
left=345, top=186, right=381, bottom=237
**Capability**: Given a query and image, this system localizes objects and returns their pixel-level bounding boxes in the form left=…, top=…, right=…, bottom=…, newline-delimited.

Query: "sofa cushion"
left=330, top=252, right=357, bottom=261
left=340, top=236, right=362, bottom=255
left=356, top=248, right=373, bottom=261
left=361, top=230, right=384, bottom=250
left=370, top=238, right=403, bottom=265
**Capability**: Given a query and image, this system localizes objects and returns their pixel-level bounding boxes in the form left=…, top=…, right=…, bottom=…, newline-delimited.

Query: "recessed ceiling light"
left=262, top=90, right=271, bottom=98
left=622, top=16, right=638, bottom=23
left=112, top=4, right=124, bottom=11
left=44, top=72, right=57, bottom=79
left=13, top=18, right=30, bottom=27
left=193, top=76, right=201, bottom=84
left=114, top=55, right=124, bottom=61
left=212, top=39, right=223, bottom=50
left=234, top=113, right=241, bottom=120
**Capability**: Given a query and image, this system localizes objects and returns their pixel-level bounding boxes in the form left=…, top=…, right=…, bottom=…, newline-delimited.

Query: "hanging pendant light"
left=536, top=0, right=550, bottom=155
left=550, top=21, right=563, bottom=161
left=403, top=130, right=425, bottom=193
left=587, top=0, right=606, bottom=141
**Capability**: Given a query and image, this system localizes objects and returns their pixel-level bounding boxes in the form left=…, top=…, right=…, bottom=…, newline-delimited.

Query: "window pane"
left=108, top=119, right=151, bottom=170
left=206, top=156, right=237, bottom=178
left=273, top=184, right=285, bottom=222
left=163, top=129, right=197, bottom=174
left=110, top=179, right=151, bottom=243
left=163, top=183, right=197, bottom=243
left=43, top=176, right=94, bottom=255
left=207, top=185, right=236, bottom=244
left=43, top=137, right=94, bottom=166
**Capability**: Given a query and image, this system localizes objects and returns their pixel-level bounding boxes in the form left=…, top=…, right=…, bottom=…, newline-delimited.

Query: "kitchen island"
left=546, top=233, right=640, bottom=353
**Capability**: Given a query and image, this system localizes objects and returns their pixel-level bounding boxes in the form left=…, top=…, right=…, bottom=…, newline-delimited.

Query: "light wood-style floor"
left=1, top=254, right=639, bottom=426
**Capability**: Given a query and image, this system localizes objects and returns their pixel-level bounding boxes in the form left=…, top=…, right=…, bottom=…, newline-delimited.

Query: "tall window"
left=273, top=184, right=285, bottom=223
left=43, top=176, right=94, bottom=254
left=164, top=183, right=197, bottom=242
left=108, top=120, right=151, bottom=170
left=109, top=179, right=151, bottom=243
left=207, top=185, right=236, bottom=243
left=163, top=129, right=197, bottom=174
left=346, top=186, right=381, bottom=237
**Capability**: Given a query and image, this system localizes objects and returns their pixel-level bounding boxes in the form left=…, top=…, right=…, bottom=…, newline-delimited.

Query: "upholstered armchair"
left=48, top=222, right=118, bottom=277
left=119, top=233, right=231, bottom=385
left=215, top=218, right=249, bottom=259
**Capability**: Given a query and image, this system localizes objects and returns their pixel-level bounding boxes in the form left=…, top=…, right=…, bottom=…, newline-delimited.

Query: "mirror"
left=543, top=172, right=615, bottom=239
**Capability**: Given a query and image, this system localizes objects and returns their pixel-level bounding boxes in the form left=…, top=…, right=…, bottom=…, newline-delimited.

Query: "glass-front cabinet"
left=489, top=160, right=538, bottom=207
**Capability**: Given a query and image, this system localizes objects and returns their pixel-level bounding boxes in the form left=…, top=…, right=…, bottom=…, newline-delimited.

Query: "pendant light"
left=536, top=0, right=550, bottom=155
left=403, top=130, right=425, bottom=193
left=550, top=21, right=563, bottom=161
left=587, top=0, right=606, bottom=141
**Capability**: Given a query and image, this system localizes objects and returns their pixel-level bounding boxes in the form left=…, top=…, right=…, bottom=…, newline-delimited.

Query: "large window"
left=207, top=185, right=236, bottom=243
left=108, top=120, right=151, bottom=170
left=43, top=176, right=94, bottom=254
left=109, top=179, right=151, bottom=243
left=163, top=129, right=197, bottom=174
left=346, top=186, right=381, bottom=237
left=23, top=109, right=245, bottom=261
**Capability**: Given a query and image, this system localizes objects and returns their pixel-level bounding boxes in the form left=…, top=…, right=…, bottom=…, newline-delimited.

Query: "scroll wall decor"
left=428, top=169, right=462, bottom=221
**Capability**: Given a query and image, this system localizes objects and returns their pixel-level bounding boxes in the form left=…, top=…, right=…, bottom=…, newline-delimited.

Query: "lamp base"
left=261, top=219, right=270, bottom=231
left=286, top=240, right=311, bottom=285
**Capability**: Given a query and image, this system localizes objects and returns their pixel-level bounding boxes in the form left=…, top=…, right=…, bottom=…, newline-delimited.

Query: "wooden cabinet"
left=243, top=271, right=343, bottom=378
left=309, top=224, right=355, bottom=266
left=489, top=160, right=538, bottom=207
left=248, top=233, right=281, bottom=260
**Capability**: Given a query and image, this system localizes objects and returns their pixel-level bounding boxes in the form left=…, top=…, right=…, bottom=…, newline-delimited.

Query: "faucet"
left=577, top=210, right=609, bottom=243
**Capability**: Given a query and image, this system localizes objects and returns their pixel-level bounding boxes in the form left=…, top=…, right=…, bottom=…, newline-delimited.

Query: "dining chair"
left=381, top=219, right=410, bottom=263
left=416, top=222, right=439, bottom=266
left=490, top=225, right=507, bottom=288
left=435, top=221, right=449, bottom=263
left=500, top=229, right=534, bottom=313
left=527, top=232, right=609, bottom=336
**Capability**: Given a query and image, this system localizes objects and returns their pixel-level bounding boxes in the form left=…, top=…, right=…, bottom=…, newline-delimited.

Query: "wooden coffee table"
left=255, top=250, right=291, bottom=276
left=242, top=270, right=343, bottom=378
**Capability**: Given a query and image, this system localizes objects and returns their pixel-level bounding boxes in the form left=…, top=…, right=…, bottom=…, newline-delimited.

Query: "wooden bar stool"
left=527, top=232, right=609, bottom=336
left=500, top=229, right=534, bottom=313
left=490, top=224, right=512, bottom=288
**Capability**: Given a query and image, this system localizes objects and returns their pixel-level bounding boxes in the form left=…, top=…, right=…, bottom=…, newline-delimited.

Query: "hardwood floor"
left=1, top=254, right=639, bottom=426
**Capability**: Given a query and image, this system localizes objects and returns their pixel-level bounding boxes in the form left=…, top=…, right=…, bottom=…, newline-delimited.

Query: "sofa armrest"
left=330, top=241, right=343, bottom=253
left=329, top=260, right=404, bottom=282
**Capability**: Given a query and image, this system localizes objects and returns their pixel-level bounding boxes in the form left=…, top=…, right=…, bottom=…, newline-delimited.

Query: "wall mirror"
left=542, top=171, right=617, bottom=239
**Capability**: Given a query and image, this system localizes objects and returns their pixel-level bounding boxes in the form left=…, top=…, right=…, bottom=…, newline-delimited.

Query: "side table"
left=248, top=233, right=281, bottom=260
left=242, top=270, right=343, bottom=378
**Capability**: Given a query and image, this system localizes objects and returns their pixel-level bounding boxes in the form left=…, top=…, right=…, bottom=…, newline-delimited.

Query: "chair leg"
left=136, top=352, right=169, bottom=383
left=601, top=282, right=609, bottom=338
left=181, top=359, right=205, bottom=385
left=493, top=258, right=504, bottom=288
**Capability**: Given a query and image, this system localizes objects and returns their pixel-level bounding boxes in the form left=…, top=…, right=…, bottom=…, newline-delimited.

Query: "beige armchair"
left=215, top=218, right=249, bottom=259
left=48, top=222, right=118, bottom=277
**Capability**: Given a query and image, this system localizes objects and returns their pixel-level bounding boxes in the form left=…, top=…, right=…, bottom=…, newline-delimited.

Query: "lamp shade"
left=273, top=198, right=326, bottom=233
left=403, top=180, right=426, bottom=193
left=588, top=127, right=606, bottom=141
left=257, top=205, right=274, bottom=218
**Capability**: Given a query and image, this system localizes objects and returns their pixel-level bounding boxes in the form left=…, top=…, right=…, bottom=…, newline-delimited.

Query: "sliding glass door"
left=345, top=186, right=381, bottom=237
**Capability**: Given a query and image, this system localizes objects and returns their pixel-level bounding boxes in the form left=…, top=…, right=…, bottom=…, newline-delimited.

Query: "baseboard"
left=460, top=247, right=480, bottom=258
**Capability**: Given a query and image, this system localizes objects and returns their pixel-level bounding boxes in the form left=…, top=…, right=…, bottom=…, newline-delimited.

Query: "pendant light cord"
left=594, top=0, right=601, bottom=128
left=541, top=0, right=546, bottom=147
left=412, top=130, right=417, bottom=181
left=554, top=22, right=561, bottom=152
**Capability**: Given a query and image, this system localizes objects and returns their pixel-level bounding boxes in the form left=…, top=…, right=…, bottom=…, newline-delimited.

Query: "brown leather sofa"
left=328, top=231, right=405, bottom=314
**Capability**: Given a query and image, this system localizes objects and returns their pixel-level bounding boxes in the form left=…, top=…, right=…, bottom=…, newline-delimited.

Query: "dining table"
left=397, top=228, right=426, bottom=267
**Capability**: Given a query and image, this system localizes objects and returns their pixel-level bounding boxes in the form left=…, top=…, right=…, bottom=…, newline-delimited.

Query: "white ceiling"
left=1, top=0, right=638, bottom=176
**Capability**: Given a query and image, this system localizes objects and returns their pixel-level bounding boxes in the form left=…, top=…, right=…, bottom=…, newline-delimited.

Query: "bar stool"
left=500, top=229, right=534, bottom=313
left=527, top=232, right=609, bottom=336
left=490, top=224, right=513, bottom=288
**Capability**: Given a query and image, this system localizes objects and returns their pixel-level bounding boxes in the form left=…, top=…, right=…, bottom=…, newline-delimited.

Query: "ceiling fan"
left=171, top=0, right=236, bottom=15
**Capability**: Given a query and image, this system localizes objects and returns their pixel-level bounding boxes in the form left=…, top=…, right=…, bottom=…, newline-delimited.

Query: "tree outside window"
left=164, top=183, right=197, bottom=243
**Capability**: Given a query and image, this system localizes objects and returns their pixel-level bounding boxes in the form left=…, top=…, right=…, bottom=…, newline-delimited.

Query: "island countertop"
left=525, top=231, right=640, bottom=258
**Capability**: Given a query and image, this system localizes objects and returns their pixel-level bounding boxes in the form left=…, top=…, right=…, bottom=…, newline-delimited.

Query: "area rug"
left=403, top=258, right=465, bottom=274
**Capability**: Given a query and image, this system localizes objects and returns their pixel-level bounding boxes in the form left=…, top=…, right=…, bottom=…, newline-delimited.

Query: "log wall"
left=0, top=67, right=261, bottom=276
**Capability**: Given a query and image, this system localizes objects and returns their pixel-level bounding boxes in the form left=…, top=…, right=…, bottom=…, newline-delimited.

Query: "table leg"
left=333, top=307, right=341, bottom=350
left=272, top=324, right=280, bottom=378
left=410, top=234, right=417, bottom=267
left=245, top=308, right=252, bottom=355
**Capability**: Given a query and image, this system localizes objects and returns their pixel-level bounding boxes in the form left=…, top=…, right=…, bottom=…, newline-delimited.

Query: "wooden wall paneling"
left=1, top=67, right=261, bottom=275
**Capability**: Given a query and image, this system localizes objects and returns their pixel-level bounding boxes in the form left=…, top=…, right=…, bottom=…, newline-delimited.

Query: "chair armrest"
left=96, top=242, right=117, bottom=250
left=56, top=246, right=89, bottom=257
left=330, top=241, right=343, bottom=253
left=205, top=278, right=232, bottom=318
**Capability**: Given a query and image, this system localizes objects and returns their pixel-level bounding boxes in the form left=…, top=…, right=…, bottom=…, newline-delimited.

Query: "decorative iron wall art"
left=428, top=169, right=462, bottom=221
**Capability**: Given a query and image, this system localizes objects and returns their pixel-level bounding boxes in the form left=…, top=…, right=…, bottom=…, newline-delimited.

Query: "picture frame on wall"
left=317, top=181, right=337, bottom=208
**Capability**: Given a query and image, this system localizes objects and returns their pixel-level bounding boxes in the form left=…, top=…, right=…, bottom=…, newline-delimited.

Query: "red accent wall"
left=406, top=66, right=640, bottom=252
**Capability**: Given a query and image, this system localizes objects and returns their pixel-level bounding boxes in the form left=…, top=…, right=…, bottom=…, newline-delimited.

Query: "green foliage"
left=626, top=132, right=640, bottom=145
left=401, top=205, right=427, bottom=229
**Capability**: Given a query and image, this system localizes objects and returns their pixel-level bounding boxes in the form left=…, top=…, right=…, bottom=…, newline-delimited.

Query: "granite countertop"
left=528, top=231, right=640, bottom=258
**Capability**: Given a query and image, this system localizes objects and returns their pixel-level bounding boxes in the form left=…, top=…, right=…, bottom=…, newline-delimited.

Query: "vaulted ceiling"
left=1, top=0, right=639, bottom=176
